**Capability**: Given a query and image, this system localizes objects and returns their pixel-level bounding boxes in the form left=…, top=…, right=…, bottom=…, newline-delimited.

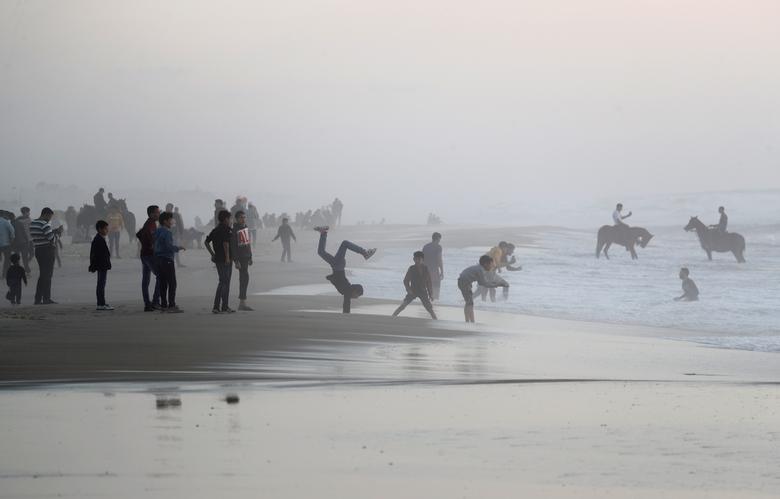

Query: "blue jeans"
left=317, top=232, right=366, bottom=271
left=96, top=270, right=107, bottom=306
left=141, top=255, right=160, bottom=306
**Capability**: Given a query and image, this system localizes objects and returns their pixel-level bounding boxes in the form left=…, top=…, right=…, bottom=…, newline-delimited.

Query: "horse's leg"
left=596, top=238, right=604, bottom=259
left=604, top=242, right=611, bottom=259
left=629, top=244, right=638, bottom=260
left=706, top=249, right=712, bottom=261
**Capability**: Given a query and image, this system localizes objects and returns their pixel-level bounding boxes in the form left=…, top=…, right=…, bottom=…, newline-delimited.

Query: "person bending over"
left=315, top=226, right=376, bottom=313
left=458, top=255, right=509, bottom=323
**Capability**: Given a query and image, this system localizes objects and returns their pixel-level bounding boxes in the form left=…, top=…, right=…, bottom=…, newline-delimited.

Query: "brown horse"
left=596, top=225, right=654, bottom=260
left=684, top=216, right=746, bottom=263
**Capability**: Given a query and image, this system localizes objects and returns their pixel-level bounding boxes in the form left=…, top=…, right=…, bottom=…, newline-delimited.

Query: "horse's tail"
left=736, top=233, right=747, bottom=263
left=596, top=229, right=605, bottom=258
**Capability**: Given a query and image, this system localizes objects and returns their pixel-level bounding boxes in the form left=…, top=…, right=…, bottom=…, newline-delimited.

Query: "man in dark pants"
left=231, top=210, right=253, bottom=311
left=272, top=217, right=296, bottom=262
left=392, top=251, right=437, bottom=319
left=137, top=205, right=161, bottom=311
left=315, top=226, right=375, bottom=313
left=205, top=210, right=234, bottom=314
left=29, top=207, right=62, bottom=305
left=89, top=220, right=113, bottom=311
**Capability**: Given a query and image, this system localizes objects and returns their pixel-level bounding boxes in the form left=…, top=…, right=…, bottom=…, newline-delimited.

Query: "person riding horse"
left=709, top=206, right=728, bottom=235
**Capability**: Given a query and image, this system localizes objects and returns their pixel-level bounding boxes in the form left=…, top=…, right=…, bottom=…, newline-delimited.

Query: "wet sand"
left=2, top=225, right=780, bottom=497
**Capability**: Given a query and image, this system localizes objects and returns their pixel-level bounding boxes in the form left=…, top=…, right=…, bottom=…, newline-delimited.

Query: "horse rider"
left=612, top=203, right=632, bottom=227
left=709, top=206, right=728, bottom=233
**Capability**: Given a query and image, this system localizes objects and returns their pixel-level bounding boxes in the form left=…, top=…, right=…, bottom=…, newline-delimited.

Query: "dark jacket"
left=89, top=233, right=112, bottom=272
left=403, top=264, right=433, bottom=298
left=136, top=218, right=157, bottom=257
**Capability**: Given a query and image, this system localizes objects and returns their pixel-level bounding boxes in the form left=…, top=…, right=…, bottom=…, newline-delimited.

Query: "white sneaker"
left=313, top=226, right=330, bottom=233
left=364, top=248, right=377, bottom=260
left=96, top=305, right=115, bottom=311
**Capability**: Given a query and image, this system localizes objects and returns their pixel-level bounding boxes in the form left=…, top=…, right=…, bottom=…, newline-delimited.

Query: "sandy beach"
left=1, top=225, right=779, bottom=498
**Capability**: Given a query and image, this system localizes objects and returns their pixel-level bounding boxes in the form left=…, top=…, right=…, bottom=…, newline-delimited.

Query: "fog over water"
left=2, top=0, right=779, bottom=224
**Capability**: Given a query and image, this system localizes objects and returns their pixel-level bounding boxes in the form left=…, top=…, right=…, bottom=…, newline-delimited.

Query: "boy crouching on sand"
left=674, top=267, right=699, bottom=302
left=315, top=226, right=376, bottom=313
left=89, top=220, right=113, bottom=311
left=392, top=251, right=437, bottom=319
left=5, top=253, right=26, bottom=305
left=458, top=255, right=509, bottom=323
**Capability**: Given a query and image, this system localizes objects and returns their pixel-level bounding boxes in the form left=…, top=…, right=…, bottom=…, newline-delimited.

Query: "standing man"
left=0, top=211, right=14, bottom=279
left=29, top=207, right=62, bottom=305
left=13, top=207, right=33, bottom=273
left=205, top=210, right=234, bottom=314
left=332, top=197, right=344, bottom=227
left=173, top=206, right=186, bottom=268
left=137, top=205, right=161, bottom=311
left=247, top=202, right=261, bottom=244
left=421, top=232, right=443, bottom=300
left=231, top=210, right=254, bottom=311
left=272, top=217, right=297, bottom=262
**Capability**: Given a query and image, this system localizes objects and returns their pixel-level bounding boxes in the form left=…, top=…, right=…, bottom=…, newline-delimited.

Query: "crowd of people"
left=2, top=195, right=710, bottom=317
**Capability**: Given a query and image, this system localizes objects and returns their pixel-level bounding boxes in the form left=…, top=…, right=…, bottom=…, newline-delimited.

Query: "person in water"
left=392, top=251, right=437, bottom=319
left=421, top=232, right=443, bottom=300
left=458, top=255, right=509, bottom=323
left=674, top=267, right=699, bottom=302
left=709, top=206, right=728, bottom=233
left=315, top=226, right=376, bottom=313
left=612, top=203, right=632, bottom=226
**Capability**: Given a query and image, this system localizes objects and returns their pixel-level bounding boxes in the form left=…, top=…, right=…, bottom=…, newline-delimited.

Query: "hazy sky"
left=1, top=0, right=779, bottom=222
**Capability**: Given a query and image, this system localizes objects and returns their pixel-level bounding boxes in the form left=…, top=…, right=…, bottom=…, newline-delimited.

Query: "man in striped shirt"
left=30, top=207, right=62, bottom=304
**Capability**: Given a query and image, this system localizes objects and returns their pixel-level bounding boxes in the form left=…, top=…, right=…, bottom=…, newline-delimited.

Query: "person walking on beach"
left=30, top=208, right=63, bottom=305
left=5, top=253, right=26, bottom=305
left=137, top=205, right=161, bottom=311
left=422, top=232, right=443, bottom=300
left=332, top=197, right=344, bottom=227
left=272, top=217, right=297, bottom=262
left=392, top=251, right=437, bottom=319
left=205, top=210, right=234, bottom=314
left=106, top=206, right=124, bottom=258
left=674, top=267, right=699, bottom=302
left=0, top=211, right=14, bottom=279
left=154, top=211, right=185, bottom=313
left=315, top=226, right=376, bottom=313
left=89, top=220, right=113, bottom=311
left=247, top=202, right=261, bottom=244
left=231, top=210, right=254, bottom=311
left=458, top=255, right=509, bottom=323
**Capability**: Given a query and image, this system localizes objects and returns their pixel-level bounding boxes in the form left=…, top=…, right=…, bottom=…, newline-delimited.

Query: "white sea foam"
left=351, top=224, right=780, bottom=353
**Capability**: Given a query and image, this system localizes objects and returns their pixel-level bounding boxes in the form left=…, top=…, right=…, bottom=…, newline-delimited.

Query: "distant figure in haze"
left=612, top=203, right=632, bottom=227
left=709, top=206, right=728, bottom=233
left=13, top=207, right=33, bottom=273
left=314, top=226, right=376, bottom=313
left=332, top=197, right=344, bottom=227
left=231, top=210, right=254, bottom=311
left=64, top=206, right=77, bottom=237
left=458, top=255, right=509, bottom=323
left=674, top=267, right=699, bottom=302
left=5, top=253, right=26, bottom=305
left=30, top=207, right=63, bottom=305
left=205, top=210, right=234, bottom=314
left=154, top=211, right=185, bottom=313
left=89, top=220, right=113, bottom=311
left=137, top=205, right=161, bottom=311
left=212, top=199, right=226, bottom=227
left=421, top=232, right=444, bottom=300
left=392, top=251, right=437, bottom=319
left=272, top=217, right=297, bottom=262
left=173, top=206, right=186, bottom=268
left=106, top=192, right=119, bottom=211
left=106, top=206, right=124, bottom=258
left=0, top=211, right=14, bottom=279
left=94, top=188, right=107, bottom=213
left=247, top=202, right=261, bottom=244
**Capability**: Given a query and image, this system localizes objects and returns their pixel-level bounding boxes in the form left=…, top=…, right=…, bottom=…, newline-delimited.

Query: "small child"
left=458, top=255, right=509, bottom=323
left=5, top=253, right=26, bottom=305
left=392, top=251, right=437, bottom=319
left=315, top=226, right=376, bottom=313
left=89, top=220, right=113, bottom=311
left=154, top=212, right=186, bottom=313
left=674, top=267, right=699, bottom=301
